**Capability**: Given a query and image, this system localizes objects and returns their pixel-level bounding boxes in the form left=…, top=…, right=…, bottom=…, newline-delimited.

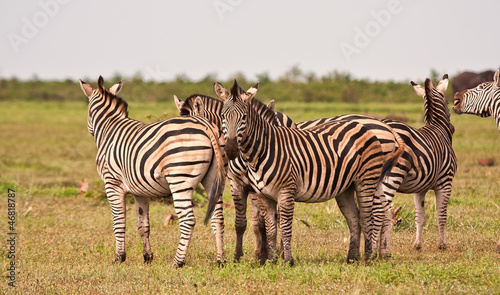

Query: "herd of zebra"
left=79, top=69, right=500, bottom=267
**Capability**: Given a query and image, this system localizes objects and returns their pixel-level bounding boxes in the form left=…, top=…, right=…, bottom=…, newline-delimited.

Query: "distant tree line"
left=0, top=66, right=455, bottom=103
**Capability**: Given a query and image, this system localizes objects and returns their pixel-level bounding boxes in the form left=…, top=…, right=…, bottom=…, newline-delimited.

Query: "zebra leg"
left=413, top=192, right=427, bottom=250
left=104, top=184, right=127, bottom=264
left=277, top=191, right=295, bottom=266
left=497, top=237, right=500, bottom=253
left=354, top=183, right=382, bottom=261
left=134, top=195, right=153, bottom=263
left=257, top=195, right=278, bottom=264
left=377, top=192, right=393, bottom=258
left=170, top=189, right=196, bottom=268
left=210, top=196, right=225, bottom=264
left=435, top=189, right=450, bottom=250
left=229, top=176, right=248, bottom=262
left=249, top=191, right=266, bottom=261
left=335, top=187, right=361, bottom=263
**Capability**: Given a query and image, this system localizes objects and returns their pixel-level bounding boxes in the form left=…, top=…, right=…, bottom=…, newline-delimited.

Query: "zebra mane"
left=250, top=97, right=278, bottom=124
left=420, top=78, right=454, bottom=139
left=99, top=89, right=129, bottom=118
left=230, top=80, right=241, bottom=98
left=180, top=94, right=222, bottom=115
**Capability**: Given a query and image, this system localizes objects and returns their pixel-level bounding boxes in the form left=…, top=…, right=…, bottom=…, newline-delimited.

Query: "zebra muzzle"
left=225, top=137, right=239, bottom=161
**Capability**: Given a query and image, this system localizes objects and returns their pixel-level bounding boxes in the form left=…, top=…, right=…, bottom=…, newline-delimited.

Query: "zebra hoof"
left=174, top=261, right=185, bottom=268
left=414, top=243, right=422, bottom=251
left=143, top=253, right=154, bottom=264
left=234, top=253, right=243, bottom=263
left=380, top=251, right=392, bottom=259
left=346, top=256, right=359, bottom=264
left=285, top=258, right=294, bottom=267
left=217, top=259, right=226, bottom=268
left=438, top=244, right=447, bottom=251
left=113, top=253, right=126, bottom=264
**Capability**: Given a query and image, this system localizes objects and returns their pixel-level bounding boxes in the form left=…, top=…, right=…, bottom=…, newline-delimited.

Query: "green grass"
left=1, top=100, right=500, bottom=294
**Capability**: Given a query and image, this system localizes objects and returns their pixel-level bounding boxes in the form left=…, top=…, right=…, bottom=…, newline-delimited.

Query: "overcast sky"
left=1, top=0, right=499, bottom=83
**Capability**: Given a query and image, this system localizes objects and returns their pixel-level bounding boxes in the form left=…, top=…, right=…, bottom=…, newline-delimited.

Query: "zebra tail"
left=203, top=120, right=227, bottom=226
left=379, top=127, right=405, bottom=183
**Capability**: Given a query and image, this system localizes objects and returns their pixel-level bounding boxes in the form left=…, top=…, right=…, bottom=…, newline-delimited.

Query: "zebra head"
left=79, top=76, right=125, bottom=137
left=267, top=100, right=297, bottom=128
left=174, top=95, right=206, bottom=117
left=215, top=80, right=259, bottom=160
left=453, top=70, right=500, bottom=118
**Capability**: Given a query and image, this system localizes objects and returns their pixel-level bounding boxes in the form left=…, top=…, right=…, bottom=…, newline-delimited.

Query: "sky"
left=1, top=0, right=499, bottom=83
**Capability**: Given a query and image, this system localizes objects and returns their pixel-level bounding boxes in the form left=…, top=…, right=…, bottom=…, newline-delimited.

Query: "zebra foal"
left=453, top=69, right=500, bottom=253
left=80, top=76, right=226, bottom=267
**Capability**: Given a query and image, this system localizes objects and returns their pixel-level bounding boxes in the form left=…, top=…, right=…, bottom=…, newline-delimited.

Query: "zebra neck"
left=93, top=115, right=138, bottom=148
left=239, top=108, right=272, bottom=167
left=493, top=92, right=500, bottom=132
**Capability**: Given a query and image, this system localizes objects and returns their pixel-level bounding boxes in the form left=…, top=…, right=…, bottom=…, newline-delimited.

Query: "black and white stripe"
left=380, top=75, right=457, bottom=250
left=453, top=69, right=500, bottom=253
left=175, top=93, right=405, bottom=262
left=175, top=93, right=282, bottom=263
left=80, top=76, right=226, bottom=267
left=216, top=81, right=400, bottom=264
left=453, top=70, right=500, bottom=130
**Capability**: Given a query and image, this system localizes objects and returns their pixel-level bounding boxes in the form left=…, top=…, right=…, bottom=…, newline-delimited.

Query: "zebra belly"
left=248, top=170, right=351, bottom=204
left=123, top=174, right=172, bottom=198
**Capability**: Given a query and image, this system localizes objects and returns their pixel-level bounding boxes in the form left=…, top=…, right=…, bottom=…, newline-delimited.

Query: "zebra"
left=216, top=80, right=401, bottom=265
left=453, top=70, right=500, bottom=130
left=79, top=76, right=227, bottom=267
left=174, top=93, right=405, bottom=262
left=452, top=69, right=500, bottom=253
left=175, top=93, right=286, bottom=264
left=378, top=75, right=457, bottom=251
left=276, top=76, right=457, bottom=252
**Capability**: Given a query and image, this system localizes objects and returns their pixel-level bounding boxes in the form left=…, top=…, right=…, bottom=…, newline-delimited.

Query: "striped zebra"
left=379, top=75, right=457, bottom=251
left=453, top=69, right=500, bottom=253
left=277, top=76, right=457, bottom=252
left=175, top=93, right=285, bottom=263
left=453, top=70, right=500, bottom=130
left=79, top=76, right=226, bottom=267
left=215, top=81, right=400, bottom=264
left=175, top=93, right=405, bottom=262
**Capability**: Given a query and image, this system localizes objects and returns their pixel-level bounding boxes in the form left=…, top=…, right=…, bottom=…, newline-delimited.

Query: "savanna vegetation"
left=0, top=72, right=499, bottom=294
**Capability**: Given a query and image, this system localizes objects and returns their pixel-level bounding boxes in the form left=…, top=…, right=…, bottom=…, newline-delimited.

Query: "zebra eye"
left=242, top=114, right=247, bottom=121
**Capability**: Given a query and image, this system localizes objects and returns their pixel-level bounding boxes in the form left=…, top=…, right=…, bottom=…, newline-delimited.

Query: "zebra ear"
left=193, top=96, right=204, bottom=116
left=109, top=79, right=124, bottom=96
left=411, top=81, right=425, bottom=98
left=97, top=76, right=106, bottom=94
left=214, top=82, right=229, bottom=101
left=79, top=79, right=94, bottom=99
left=494, top=70, right=500, bottom=88
left=267, top=100, right=275, bottom=111
left=436, top=74, right=449, bottom=94
left=241, top=82, right=259, bottom=103
left=173, top=95, right=184, bottom=111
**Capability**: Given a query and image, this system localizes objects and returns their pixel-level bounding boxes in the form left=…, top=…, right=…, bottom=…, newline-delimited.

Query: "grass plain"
left=0, top=94, right=500, bottom=294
